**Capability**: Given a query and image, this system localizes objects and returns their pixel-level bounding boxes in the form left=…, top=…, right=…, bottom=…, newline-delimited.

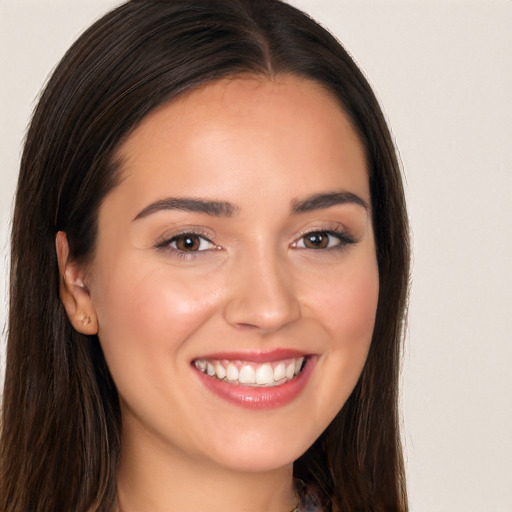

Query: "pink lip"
left=193, top=355, right=316, bottom=410
left=194, top=348, right=308, bottom=363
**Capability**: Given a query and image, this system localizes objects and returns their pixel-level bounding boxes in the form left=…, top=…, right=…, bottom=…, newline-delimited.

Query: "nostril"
left=234, top=322, right=261, bottom=330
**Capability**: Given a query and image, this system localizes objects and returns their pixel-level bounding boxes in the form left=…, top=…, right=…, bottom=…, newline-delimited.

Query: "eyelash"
left=156, top=227, right=355, bottom=258
left=155, top=230, right=218, bottom=259
left=292, top=228, right=356, bottom=251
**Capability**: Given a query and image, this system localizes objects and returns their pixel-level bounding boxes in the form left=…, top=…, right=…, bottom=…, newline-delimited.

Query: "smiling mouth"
left=193, top=357, right=306, bottom=387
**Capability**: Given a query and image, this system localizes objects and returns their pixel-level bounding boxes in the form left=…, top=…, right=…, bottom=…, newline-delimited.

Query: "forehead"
left=112, top=74, right=369, bottom=211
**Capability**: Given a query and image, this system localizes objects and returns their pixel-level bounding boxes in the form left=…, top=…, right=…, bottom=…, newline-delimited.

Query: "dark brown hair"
left=1, top=1, right=409, bottom=510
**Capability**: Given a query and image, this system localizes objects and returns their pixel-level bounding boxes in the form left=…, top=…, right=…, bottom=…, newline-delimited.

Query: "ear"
left=56, top=231, right=98, bottom=335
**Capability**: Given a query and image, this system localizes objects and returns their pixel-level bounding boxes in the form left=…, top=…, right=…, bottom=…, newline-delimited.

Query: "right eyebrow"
left=291, top=191, right=369, bottom=214
left=132, top=197, right=239, bottom=221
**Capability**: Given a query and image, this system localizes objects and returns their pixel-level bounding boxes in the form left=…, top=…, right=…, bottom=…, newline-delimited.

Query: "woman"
left=1, top=1, right=409, bottom=511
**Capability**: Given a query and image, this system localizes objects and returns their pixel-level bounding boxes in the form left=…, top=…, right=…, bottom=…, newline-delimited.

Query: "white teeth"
left=285, top=362, right=295, bottom=380
left=194, top=356, right=307, bottom=387
left=215, top=362, right=226, bottom=380
left=273, top=362, right=286, bottom=382
left=226, top=363, right=239, bottom=382
left=255, top=363, right=274, bottom=385
left=239, top=365, right=256, bottom=384
left=294, top=357, right=304, bottom=376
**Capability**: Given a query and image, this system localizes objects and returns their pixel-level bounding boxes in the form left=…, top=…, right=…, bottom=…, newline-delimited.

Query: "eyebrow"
left=291, top=191, right=369, bottom=214
left=133, top=190, right=368, bottom=221
left=133, top=197, right=239, bottom=220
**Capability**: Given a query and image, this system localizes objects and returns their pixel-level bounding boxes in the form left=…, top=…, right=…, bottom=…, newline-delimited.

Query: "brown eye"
left=169, top=234, right=215, bottom=252
left=175, top=235, right=200, bottom=251
left=293, top=229, right=354, bottom=251
left=303, top=231, right=329, bottom=249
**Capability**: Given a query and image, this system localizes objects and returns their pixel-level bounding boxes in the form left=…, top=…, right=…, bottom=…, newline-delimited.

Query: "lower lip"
left=193, top=357, right=316, bottom=410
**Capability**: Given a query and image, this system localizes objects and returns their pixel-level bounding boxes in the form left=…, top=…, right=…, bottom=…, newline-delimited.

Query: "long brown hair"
left=1, top=1, right=410, bottom=510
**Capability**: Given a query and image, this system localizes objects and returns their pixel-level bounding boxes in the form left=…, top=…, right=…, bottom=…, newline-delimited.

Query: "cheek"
left=325, top=268, right=379, bottom=358
left=303, top=257, right=379, bottom=344
left=90, top=256, right=222, bottom=376
left=333, top=269, right=379, bottom=340
left=301, top=254, right=379, bottom=418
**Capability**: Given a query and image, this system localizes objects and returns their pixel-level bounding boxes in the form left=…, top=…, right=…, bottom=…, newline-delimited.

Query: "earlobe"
left=55, top=231, right=98, bottom=335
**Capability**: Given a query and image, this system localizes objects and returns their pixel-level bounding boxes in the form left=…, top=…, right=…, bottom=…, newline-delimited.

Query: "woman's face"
left=85, top=75, right=378, bottom=472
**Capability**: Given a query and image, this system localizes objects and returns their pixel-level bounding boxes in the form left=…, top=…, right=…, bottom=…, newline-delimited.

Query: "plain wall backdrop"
left=1, top=1, right=511, bottom=510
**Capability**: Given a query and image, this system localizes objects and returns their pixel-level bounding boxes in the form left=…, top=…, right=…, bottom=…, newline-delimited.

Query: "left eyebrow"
left=132, top=197, right=239, bottom=221
left=291, top=191, right=369, bottom=214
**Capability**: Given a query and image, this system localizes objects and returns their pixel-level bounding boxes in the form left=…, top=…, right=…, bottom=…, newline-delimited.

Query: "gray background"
left=1, top=1, right=511, bottom=510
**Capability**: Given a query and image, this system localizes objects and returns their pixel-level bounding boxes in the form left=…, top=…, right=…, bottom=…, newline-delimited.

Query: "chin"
left=199, top=423, right=320, bottom=474
left=209, top=446, right=299, bottom=474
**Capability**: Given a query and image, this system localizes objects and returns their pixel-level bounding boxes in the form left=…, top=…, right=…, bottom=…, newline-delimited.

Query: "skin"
left=58, top=74, right=379, bottom=512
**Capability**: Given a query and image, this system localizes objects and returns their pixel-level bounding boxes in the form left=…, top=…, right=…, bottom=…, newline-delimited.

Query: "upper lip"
left=192, top=349, right=310, bottom=364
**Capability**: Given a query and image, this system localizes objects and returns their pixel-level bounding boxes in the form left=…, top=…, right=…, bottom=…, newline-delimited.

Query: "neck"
left=115, top=422, right=297, bottom=512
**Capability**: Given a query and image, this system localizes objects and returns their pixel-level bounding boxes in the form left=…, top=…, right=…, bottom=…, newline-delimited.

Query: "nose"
left=223, top=247, right=301, bottom=333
